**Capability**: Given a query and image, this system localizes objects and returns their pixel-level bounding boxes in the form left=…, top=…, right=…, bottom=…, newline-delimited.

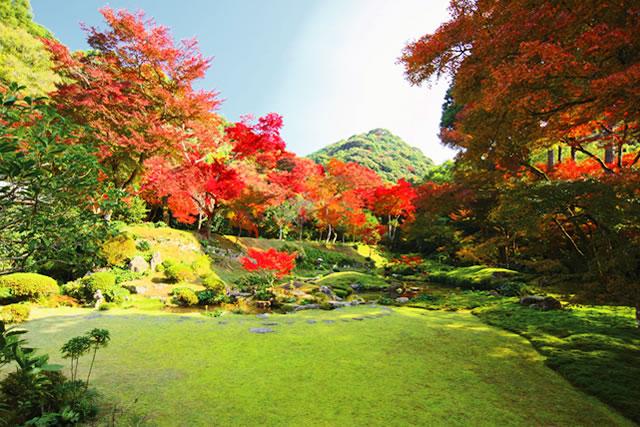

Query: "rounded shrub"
left=0, top=273, right=58, bottom=302
left=85, top=272, right=117, bottom=291
left=0, top=303, right=30, bottom=323
left=101, top=234, right=137, bottom=266
left=165, top=263, right=195, bottom=283
left=201, top=272, right=225, bottom=291
left=171, top=287, right=198, bottom=306
left=191, top=255, right=212, bottom=276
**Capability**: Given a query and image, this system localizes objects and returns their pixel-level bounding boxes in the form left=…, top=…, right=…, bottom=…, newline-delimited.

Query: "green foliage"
left=191, top=254, right=212, bottom=276
left=165, top=263, right=196, bottom=283
left=111, top=195, right=148, bottom=224
left=201, top=272, right=225, bottom=292
left=0, top=303, right=30, bottom=323
left=422, top=160, right=454, bottom=184
left=0, top=86, right=108, bottom=279
left=409, top=291, right=503, bottom=311
left=101, top=234, right=137, bottom=267
left=196, top=289, right=227, bottom=306
left=61, top=272, right=129, bottom=305
left=234, top=273, right=272, bottom=292
left=0, top=321, right=106, bottom=426
left=108, top=267, right=146, bottom=285
left=283, top=244, right=361, bottom=272
left=315, top=271, right=387, bottom=291
left=308, top=128, right=434, bottom=183
left=0, top=273, right=58, bottom=302
left=428, top=265, right=522, bottom=291
left=475, top=302, right=640, bottom=423
left=0, top=1, right=57, bottom=96
left=136, top=240, right=151, bottom=252
left=171, top=287, right=198, bottom=306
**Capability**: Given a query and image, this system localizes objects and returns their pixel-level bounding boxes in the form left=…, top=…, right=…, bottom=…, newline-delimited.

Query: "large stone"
left=149, top=251, right=163, bottom=271
left=129, top=256, right=150, bottom=273
left=318, top=285, right=335, bottom=298
left=520, top=295, right=562, bottom=310
left=250, top=327, right=275, bottom=334
left=395, top=297, right=409, bottom=304
left=294, top=304, right=320, bottom=311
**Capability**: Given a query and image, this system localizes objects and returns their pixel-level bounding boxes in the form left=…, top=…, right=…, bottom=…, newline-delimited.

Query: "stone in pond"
left=306, top=319, right=317, bottom=324
left=323, top=319, right=335, bottom=324
left=250, top=327, right=275, bottom=334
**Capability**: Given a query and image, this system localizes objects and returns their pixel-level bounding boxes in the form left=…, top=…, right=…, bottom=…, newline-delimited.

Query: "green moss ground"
left=474, top=302, right=640, bottom=423
left=23, top=306, right=630, bottom=426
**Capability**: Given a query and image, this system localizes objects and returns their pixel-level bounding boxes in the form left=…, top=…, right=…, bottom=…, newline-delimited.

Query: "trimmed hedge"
left=165, top=263, right=195, bottom=283
left=172, top=287, right=198, bottom=306
left=0, top=273, right=58, bottom=302
left=61, top=271, right=129, bottom=304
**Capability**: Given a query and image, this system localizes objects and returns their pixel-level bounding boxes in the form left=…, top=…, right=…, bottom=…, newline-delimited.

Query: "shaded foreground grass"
left=474, top=302, right=640, bottom=423
left=24, top=306, right=631, bottom=426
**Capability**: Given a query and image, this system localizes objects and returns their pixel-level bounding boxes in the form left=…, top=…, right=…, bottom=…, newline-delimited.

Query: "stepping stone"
left=85, top=313, right=102, bottom=320
left=341, top=319, right=351, bottom=323
left=218, top=321, right=228, bottom=325
left=256, top=313, right=269, bottom=319
left=250, top=327, right=275, bottom=334
left=285, top=319, right=295, bottom=324
left=263, top=322, right=279, bottom=326
left=306, top=319, right=317, bottom=324
left=352, top=317, right=364, bottom=321
left=323, top=320, right=335, bottom=324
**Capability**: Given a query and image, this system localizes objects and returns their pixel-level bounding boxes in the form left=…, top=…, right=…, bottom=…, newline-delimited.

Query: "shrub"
left=136, top=240, right=151, bottom=252
left=98, top=302, right=116, bottom=311
left=234, top=273, right=272, bottom=292
left=196, top=289, right=227, bottom=305
left=191, top=255, right=212, bottom=276
left=333, top=288, right=351, bottom=298
left=85, top=272, right=116, bottom=290
left=495, top=281, right=532, bottom=297
left=165, top=263, right=195, bottom=283
left=171, top=287, right=198, bottom=306
left=61, top=272, right=129, bottom=304
left=101, top=234, right=137, bottom=266
left=0, top=273, right=58, bottom=302
left=0, top=303, right=30, bottom=323
left=202, top=272, right=225, bottom=291
left=109, top=267, right=145, bottom=284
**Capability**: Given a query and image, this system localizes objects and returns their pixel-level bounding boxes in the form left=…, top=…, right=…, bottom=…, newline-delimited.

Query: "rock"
left=294, top=304, right=321, bottom=311
left=129, top=256, right=150, bottom=273
left=281, top=283, right=292, bottom=291
left=519, top=295, right=545, bottom=305
left=263, top=322, right=279, bottom=326
left=351, top=317, right=364, bottom=321
left=149, top=251, right=162, bottom=271
left=350, top=283, right=363, bottom=291
left=520, top=295, right=562, bottom=310
left=306, top=319, right=317, bottom=324
left=328, top=300, right=351, bottom=308
left=395, top=297, right=409, bottom=304
left=318, top=285, right=335, bottom=298
left=256, top=313, right=269, bottom=319
left=249, top=327, right=274, bottom=334
left=292, top=281, right=305, bottom=289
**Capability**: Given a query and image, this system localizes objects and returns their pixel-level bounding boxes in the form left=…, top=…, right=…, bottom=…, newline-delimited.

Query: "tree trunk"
left=557, top=146, right=562, bottom=163
left=571, top=146, right=577, bottom=161
left=636, top=303, right=640, bottom=328
left=547, top=149, right=555, bottom=170
left=325, top=225, right=332, bottom=245
left=617, top=144, right=623, bottom=169
left=604, top=145, right=614, bottom=164
left=278, top=226, right=283, bottom=240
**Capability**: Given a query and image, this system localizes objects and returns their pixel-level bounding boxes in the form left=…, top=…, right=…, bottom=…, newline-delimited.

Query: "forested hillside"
left=308, top=128, right=434, bottom=182
left=0, top=0, right=58, bottom=94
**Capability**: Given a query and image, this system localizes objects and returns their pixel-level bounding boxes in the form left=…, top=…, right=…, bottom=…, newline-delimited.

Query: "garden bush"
left=234, top=273, right=272, bottom=292
left=0, top=303, right=30, bottom=323
left=0, top=273, right=58, bottom=302
left=61, top=272, right=129, bottom=304
left=101, top=234, right=137, bottom=266
left=196, top=289, right=227, bottom=305
left=202, top=272, right=225, bottom=291
left=171, top=287, right=198, bottom=306
left=191, top=255, right=212, bottom=276
left=165, top=263, right=196, bottom=283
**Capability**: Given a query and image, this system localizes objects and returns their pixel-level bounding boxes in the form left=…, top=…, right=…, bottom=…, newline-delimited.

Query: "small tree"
left=240, top=247, right=296, bottom=288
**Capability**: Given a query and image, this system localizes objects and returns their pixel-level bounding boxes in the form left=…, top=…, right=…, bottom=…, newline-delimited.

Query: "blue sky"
left=31, top=0, right=456, bottom=163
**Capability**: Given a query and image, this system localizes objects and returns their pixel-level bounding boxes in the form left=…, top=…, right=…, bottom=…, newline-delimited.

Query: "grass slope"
left=24, top=306, right=630, bottom=426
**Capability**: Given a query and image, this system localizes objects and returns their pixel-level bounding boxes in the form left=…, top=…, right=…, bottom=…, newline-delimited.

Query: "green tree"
left=0, top=84, right=107, bottom=279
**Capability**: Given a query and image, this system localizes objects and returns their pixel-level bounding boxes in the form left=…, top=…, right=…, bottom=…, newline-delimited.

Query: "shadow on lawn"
left=474, top=302, right=640, bottom=424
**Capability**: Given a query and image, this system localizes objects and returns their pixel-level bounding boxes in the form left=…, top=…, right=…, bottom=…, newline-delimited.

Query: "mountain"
left=308, top=128, right=434, bottom=183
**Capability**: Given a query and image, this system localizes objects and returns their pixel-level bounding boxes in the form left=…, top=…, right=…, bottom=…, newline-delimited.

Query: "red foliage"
left=240, top=247, right=297, bottom=278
